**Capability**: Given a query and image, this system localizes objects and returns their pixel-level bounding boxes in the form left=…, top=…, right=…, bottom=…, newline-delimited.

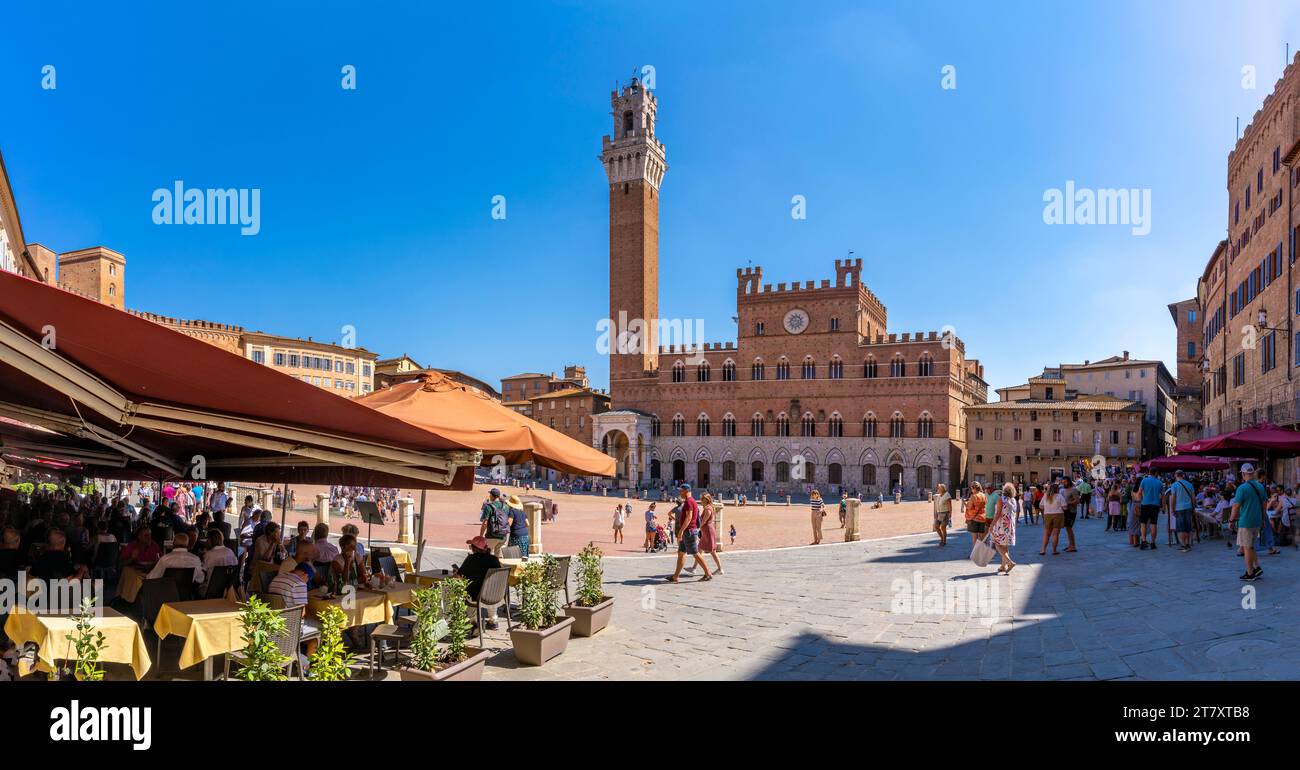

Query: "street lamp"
left=1256, top=308, right=1289, bottom=335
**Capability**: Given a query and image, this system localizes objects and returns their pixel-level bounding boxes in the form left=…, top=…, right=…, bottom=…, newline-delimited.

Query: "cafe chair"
left=224, top=606, right=307, bottom=681
left=163, top=568, right=199, bottom=602
left=472, top=567, right=512, bottom=644
left=369, top=622, right=411, bottom=676
left=375, top=555, right=400, bottom=581
left=546, top=555, right=572, bottom=607
left=501, top=545, right=523, bottom=560
left=203, top=565, right=239, bottom=600
left=90, top=542, right=121, bottom=584
left=140, top=577, right=181, bottom=673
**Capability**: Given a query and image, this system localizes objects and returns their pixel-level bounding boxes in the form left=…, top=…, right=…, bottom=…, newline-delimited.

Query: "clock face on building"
left=783, top=309, right=809, bottom=335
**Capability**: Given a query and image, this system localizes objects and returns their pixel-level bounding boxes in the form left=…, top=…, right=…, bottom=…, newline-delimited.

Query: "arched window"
left=722, top=360, right=736, bottom=381
left=722, top=413, right=736, bottom=437
left=696, top=362, right=711, bottom=382
left=863, top=414, right=878, bottom=438
left=829, top=356, right=843, bottom=379
left=917, top=413, right=935, bottom=438
left=751, top=360, right=765, bottom=380
left=751, top=413, right=765, bottom=437
left=863, top=358, right=878, bottom=378
left=776, top=461, right=790, bottom=483
left=776, top=413, right=790, bottom=437
left=696, top=413, right=711, bottom=436
left=108, top=283, right=116, bottom=297
left=918, top=354, right=934, bottom=376
left=751, top=461, right=764, bottom=482
left=672, top=361, right=685, bottom=383
left=891, top=356, right=906, bottom=377
left=801, top=412, right=816, bottom=437
left=890, top=413, right=906, bottom=438
left=651, top=415, right=661, bottom=436
left=828, top=463, right=843, bottom=485
left=722, top=461, right=736, bottom=481
left=622, top=110, right=634, bottom=134
left=802, top=357, right=816, bottom=379
left=828, top=413, right=844, bottom=438
left=776, top=358, right=790, bottom=380
left=671, top=414, right=685, bottom=437
left=862, top=464, right=877, bottom=486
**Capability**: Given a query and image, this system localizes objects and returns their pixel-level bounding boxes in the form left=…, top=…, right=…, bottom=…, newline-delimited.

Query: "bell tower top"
left=601, top=78, right=667, bottom=190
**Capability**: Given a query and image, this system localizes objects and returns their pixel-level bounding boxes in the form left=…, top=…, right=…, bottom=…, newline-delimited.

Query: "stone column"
left=315, top=493, right=329, bottom=526
left=786, top=495, right=792, bottom=506
left=259, top=488, right=275, bottom=514
left=397, top=497, right=415, bottom=545
left=844, top=497, right=861, bottom=541
left=524, top=502, right=543, bottom=555
left=714, top=503, right=725, bottom=552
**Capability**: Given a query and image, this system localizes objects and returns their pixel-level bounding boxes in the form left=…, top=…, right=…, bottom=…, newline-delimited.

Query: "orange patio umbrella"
left=355, top=373, right=616, bottom=477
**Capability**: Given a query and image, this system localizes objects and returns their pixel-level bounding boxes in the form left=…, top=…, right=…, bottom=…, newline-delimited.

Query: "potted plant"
left=563, top=542, right=614, bottom=637
left=307, top=604, right=355, bottom=681
left=399, top=579, right=493, bottom=681
left=509, top=554, right=575, bottom=666
left=233, top=595, right=291, bottom=681
left=63, top=596, right=107, bottom=681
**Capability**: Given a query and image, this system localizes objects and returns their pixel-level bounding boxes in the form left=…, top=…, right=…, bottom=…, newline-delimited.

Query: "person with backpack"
left=667, top=484, right=711, bottom=582
left=1170, top=470, right=1196, bottom=553
left=479, top=488, right=509, bottom=556
left=505, top=494, right=530, bottom=557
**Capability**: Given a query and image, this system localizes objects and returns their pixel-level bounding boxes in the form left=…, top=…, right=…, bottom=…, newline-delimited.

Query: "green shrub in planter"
left=409, top=587, right=450, bottom=672
left=64, top=596, right=107, bottom=681
left=307, top=604, right=354, bottom=681
left=235, top=595, right=290, bottom=681
left=517, top=555, right=561, bottom=631
left=574, top=542, right=605, bottom=607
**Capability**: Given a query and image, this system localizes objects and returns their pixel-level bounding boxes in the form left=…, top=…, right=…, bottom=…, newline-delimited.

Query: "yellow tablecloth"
left=500, top=557, right=530, bottom=586
left=307, top=588, right=390, bottom=627
left=4, top=606, right=151, bottom=680
left=390, top=549, right=413, bottom=570
left=405, top=570, right=451, bottom=587
left=116, top=566, right=146, bottom=603
left=153, top=599, right=244, bottom=671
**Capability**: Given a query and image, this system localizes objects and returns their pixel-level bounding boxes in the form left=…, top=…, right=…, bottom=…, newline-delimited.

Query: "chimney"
left=1123, top=350, right=1129, bottom=360
left=1084, top=359, right=1089, bottom=365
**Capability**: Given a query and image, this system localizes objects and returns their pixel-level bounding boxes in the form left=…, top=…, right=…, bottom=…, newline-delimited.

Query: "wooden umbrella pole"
left=415, top=489, right=427, bottom=570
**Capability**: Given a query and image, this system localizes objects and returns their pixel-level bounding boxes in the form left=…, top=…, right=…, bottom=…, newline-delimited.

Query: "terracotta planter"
left=397, top=646, right=492, bottom=681
left=509, top=615, right=576, bottom=666
left=563, top=596, right=614, bottom=637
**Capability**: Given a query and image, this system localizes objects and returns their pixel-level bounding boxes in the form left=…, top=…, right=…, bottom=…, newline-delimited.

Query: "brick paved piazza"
left=409, top=517, right=1300, bottom=681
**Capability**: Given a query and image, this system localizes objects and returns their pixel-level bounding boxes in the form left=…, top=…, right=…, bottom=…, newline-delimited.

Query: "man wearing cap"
left=1137, top=470, right=1164, bottom=550
left=479, top=488, right=508, bottom=556
left=668, top=484, right=711, bottom=582
left=1230, top=463, right=1266, bottom=581
left=1170, top=470, right=1196, bottom=553
left=455, top=536, right=503, bottom=627
left=505, top=494, right=530, bottom=556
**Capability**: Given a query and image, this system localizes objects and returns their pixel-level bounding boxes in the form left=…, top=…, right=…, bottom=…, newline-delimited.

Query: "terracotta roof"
left=969, top=396, right=1143, bottom=412
left=529, top=387, right=609, bottom=401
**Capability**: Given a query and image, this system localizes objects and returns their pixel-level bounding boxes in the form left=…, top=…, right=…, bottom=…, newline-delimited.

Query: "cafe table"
left=153, top=598, right=244, bottom=680
left=306, top=586, right=392, bottom=627
left=499, top=557, right=533, bottom=586
left=405, top=569, right=452, bottom=587
left=389, top=549, right=413, bottom=571
left=4, top=605, right=151, bottom=680
left=116, top=565, right=147, bottom=603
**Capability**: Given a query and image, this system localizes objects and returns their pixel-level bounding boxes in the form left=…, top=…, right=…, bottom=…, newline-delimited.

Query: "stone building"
left=376, top=354, right=500, bottom=399
left=500, top=366, right=589, bottom=403
left=590, top=77, right=987, bottom=496
left=965, top=377, right=1147, bottom=486
left=1199, top=52, right=1300, bottom=451
left=1168, top=298, right=1204, bottom=446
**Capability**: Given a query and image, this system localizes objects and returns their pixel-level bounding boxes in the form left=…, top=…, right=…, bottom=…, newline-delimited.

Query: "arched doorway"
left=889, top=464, right=904, bottom=492
left=600, top=430, right=631, bottom=486
left=672, top=459, right=686, bottom=483
left=916, top=465, right=933, bottom=491
left=650, top=459, right=661, bottom=480
left=751, top=460, right=764, bottom=482
left=697, top=459, right=710, bottom=488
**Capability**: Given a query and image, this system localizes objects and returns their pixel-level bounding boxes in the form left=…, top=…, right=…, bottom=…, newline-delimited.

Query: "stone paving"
left=413, top=516, right=1300, bottom=681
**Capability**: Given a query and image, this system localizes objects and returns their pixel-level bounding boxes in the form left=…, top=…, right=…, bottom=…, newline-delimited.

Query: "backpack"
left=483, top=500, right=508, bottom=538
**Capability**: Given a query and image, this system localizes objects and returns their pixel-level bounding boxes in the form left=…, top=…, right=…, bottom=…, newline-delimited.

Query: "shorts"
left=933, top=510, right=950, bottom=525
left=678, top=528, right=699, bottom=555
left=613, top=523, right=624, bottom=530
left=1043, top=513, right=1065, bottom=530
left=1064, top=509, right=1077, bottom=528
left=646, top=524, right=656, bottom=534
left=1139, top=505, right=1160, bottom=525
left=966, top=520, right=988, bottom=534
left=1237, top=527, right=1259, bottom=548
left=1174, top=509, right=1193, bottom=534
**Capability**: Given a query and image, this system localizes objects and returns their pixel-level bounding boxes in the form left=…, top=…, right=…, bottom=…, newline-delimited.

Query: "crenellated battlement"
left=128, top=309, right=244, bottom=333
left=658, top=341, right=737, bottom=355
left=1230, top=50, right=1300, bottom=172
left=736, top=265, right=763, bottom=295
left=860, top=329, right=965, bottom=353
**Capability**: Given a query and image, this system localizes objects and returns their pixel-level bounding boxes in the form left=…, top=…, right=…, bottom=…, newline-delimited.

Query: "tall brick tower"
left=601, top=77, right=667, bottom=391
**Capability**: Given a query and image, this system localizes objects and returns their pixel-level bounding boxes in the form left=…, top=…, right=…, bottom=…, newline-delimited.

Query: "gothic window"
left=722, top=360, right=736, bottom=381
left=802, top=357, right=816, bottom=379
left=776, top=413, right=790, bottom=437
left=829, top=357, right=843, bottom=379
left=697, top=362, right=711, bottom=382
left=651, top=415, right=661, bottom=436
left=671, top=415, right=685, bottom=437
left=801, top=413, right=816, bottom=437
left=751, top=360, right=765, bottom=380
left=828, top=413, right=844, bottom=437
left=697, top=414, right=711, bottom=436
left=722, top=414, right=736, bottom=437
left=751, top=414, right=765, bottom=437
left=890, top=413, right=906, bottom=438
left=863, top=415, right=878, bottom=437
left=776, top=358, right=790, bottom=380
left=891, top=357, right=906, bottom=377
left=672, top=361, right=685, bottom=383
left=918, top=414, right=934, bottom=438
left=918, top=354, right=934, bottom=376
left=863, top=358, right=878, bottom=378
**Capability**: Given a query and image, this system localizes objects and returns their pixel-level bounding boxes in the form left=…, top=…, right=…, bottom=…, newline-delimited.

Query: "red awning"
left=1176, top=423, right=1300, bottom=459
left=0, top=270, right=480, bottom=488
left=1142, top=455, right=1230, bottom=472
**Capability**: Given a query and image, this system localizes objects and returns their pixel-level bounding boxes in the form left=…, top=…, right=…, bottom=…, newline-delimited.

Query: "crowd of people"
left=931, top=464, right=1300, bottom=581
left=329, top=486, right=401, bottom=521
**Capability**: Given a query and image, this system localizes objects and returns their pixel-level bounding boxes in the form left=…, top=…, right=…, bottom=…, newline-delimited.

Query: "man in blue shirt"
left=1169, top=470, right=1196, bottom=552
left=1138, top=472, right=1164, bottom=550
left=1231, top=463, right=1267, bottom=581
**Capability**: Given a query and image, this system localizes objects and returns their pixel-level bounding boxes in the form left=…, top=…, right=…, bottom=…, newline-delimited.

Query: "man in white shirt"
left=312, top=523, right=340, bottom=562
left=146, top=532, right=205, bottom=584
left=202, top=529, right=238, bottom=573
left=209, top=482, right=230, bottom=524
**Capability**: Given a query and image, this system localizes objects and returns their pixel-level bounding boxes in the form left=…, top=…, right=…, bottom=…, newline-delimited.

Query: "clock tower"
left=602, top=77, right=667, bottom=394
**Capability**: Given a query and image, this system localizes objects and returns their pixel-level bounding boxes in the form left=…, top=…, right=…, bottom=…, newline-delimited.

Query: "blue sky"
left=4, top=0, right=1299, bottom=395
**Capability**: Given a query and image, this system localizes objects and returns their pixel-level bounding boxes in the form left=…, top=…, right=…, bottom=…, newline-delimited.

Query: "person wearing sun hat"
left=504, top=494, right=530, bottom=557
left=455, top=535, right=502, bottom=604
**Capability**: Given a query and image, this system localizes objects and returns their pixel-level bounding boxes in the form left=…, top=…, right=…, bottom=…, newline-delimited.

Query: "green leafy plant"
left=574, top=542, right=606, bottom=607
left=306, top=604, right=354, bottom=681
left=14, top=483, right=34, bottom=496
left=518, top=555, right=561, bottom=631
left=440, top=577, right=474, bottom=663
left=38, top=483, right=58, bottom=493
left=409, top=587, right=450, bottom=672
left=64, top=596, right=106, bottom=681
left=234, top=595, right=290, bottom=681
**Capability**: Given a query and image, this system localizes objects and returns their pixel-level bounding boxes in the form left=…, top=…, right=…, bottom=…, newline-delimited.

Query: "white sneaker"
left=714, top=568, right=724, bottom=575
left=683, top=565, right=696, bottom=575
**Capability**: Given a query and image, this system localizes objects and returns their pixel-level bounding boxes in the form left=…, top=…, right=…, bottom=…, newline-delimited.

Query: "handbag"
left=970, top=535, right=995, bottom=567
